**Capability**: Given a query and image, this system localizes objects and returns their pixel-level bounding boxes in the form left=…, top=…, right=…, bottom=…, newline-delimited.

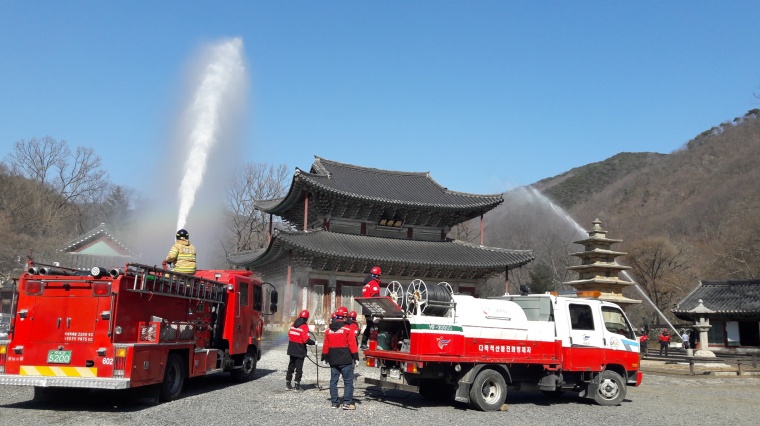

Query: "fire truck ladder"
left=122, top=263, right=227, bottom=304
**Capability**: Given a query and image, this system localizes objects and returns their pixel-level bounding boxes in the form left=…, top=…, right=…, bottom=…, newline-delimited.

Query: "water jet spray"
left=175, top=37, right=246, bottom=231
left=516, top=186, right=680, bottom=335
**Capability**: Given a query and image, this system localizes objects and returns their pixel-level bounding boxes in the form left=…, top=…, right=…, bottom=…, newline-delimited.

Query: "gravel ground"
left=1, top=333, right=759, bottom=426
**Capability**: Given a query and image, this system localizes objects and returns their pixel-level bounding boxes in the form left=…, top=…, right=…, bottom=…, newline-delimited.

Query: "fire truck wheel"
left=231, top=351, right=257, bottom=382
left=468, top=369, right=507, bottom=411
left=160, top=353, right=186, bottom=402
left=593, top=370, right=626, bottom=406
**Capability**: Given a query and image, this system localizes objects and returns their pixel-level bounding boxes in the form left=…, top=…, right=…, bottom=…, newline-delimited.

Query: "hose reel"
left=385, top=281, right=406, bottom=311
left=405, top=279, right=455, bottom=317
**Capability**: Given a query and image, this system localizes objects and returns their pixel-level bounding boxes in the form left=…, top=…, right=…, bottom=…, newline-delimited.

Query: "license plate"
left=389, top=368, right=401, bottom=379
left=47, top=350, right=72, bottom=364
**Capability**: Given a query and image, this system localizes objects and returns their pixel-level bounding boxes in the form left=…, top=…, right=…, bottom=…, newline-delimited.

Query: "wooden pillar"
left=480, top=213, right=484, bottom=246
left=284, top=251, right=293, bottom=322
left=505, top=266, right=510, bottom=295
left=303, top=191, right=309, bottom=232
left=268, top=213, right=273, bottom=243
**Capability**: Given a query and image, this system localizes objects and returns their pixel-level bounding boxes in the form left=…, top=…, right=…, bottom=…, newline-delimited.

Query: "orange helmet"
left=336, top=306, right=348, bottom=318
left=349, top=310, right=357, bottom=319
left=299, top=310, right=310, bottom=319
left=371, top=266, right=382, bottom=276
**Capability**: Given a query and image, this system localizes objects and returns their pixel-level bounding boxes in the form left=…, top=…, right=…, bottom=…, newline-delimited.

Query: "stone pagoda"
left=563, top=218, right=641, bottom=307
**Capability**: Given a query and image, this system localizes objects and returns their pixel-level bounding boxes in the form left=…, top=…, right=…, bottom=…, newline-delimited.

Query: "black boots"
left=294, top=382, right=302, bottom=391
left=286, top=381, right=292, bottom=390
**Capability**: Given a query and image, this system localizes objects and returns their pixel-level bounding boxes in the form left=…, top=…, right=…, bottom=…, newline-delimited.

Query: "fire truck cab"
left=358, top=281, right=642, bottom=411
left=0, top=263, right=277, bottom=403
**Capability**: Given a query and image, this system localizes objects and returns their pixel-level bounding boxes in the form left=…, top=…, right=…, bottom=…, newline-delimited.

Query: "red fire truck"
left=0, top=262, right=277, bottom=402
left=357, top=280, right=642, bottom=411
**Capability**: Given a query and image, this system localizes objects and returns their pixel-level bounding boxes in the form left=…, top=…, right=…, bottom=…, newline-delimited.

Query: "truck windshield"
left=1, top=289, right=13, bottom=315
left=601, top=306, right=634, bottom=339
left=0, top=288, right=14, bottom=338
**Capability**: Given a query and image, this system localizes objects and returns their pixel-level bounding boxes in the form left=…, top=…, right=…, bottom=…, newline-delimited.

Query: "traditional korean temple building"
left=227, top=157, right=534, bottom=325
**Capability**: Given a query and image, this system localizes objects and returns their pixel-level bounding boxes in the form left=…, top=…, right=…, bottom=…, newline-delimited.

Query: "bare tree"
left=5, top=137, right=110, bottom=237
left=0, top=138, right=112, bottom=278
left=624, top=237, right=696, bottom=324
left=481, top=187, right=585, bottom=297
left=8, top=137, right=108, bottom=208
left=702, top=215, right=760, bottom=279
left=226, top=163, right=289, bottom=252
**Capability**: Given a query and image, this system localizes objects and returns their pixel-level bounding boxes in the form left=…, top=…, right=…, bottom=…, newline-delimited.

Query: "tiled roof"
left=227, top=229, right=534, bottom=276
left=255, top=156, right=503, bottom=216
left=672, top=279, right=760, bottom=317
left=60, top=223, right=135, bottom=257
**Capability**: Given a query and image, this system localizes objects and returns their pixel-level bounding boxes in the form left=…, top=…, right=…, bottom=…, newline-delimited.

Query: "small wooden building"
left=673, top=279, right=760, bottom=353
left=227, top=157, right=534, bottom=325
left=56, top=223, right=138, bottom=270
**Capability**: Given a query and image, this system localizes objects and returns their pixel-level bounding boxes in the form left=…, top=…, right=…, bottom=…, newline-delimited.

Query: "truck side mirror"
left=270, top=289, right=278, bottom=304
left=269, top=303, right=278, bottom=313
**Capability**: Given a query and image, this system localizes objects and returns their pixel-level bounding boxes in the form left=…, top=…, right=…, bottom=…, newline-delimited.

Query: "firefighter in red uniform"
left=346, top=311, right=360, bottom=344
left=658, top=329, right=671, bottom=356
left=360, top=266, right=382, bottom=349
left=321, top=306, right=359, bottom=410
left=286, top=310, right=315, bottom=391
left=639, top=330, right=649, bottom=358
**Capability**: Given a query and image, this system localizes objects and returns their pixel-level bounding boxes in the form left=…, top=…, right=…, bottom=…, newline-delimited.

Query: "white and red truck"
left=357, top=280, right=642, bottom=411
left=0, top=262, right=277, bottom=402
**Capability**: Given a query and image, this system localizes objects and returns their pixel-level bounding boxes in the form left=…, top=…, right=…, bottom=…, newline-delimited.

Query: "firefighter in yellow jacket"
left=164, top=229, right=197, bottom=274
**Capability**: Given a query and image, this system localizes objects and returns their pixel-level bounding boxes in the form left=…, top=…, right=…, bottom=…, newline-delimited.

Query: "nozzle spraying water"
left=176, top=37, right=246, bottom=231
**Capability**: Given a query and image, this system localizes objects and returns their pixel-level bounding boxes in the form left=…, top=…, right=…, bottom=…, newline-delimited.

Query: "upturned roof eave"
left=572, top=237, right=624, bottom=245
left=227, top=230, right=534, bottom=270
left=254, top=158, right=505, bottom=216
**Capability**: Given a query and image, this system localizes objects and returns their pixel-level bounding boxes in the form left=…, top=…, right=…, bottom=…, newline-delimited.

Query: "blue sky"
left=2, top=1, right=759, bottom=197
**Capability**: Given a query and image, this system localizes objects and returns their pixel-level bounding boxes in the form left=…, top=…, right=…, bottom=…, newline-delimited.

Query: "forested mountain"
left=481, top=108, right=760, bottom=324
left=533, top=152, right=667, bottom=210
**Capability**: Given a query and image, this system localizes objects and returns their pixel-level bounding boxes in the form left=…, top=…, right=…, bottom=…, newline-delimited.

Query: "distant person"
left=164, top=229, right=197, bottom=274
left=658, top=329, right=671, bottom=356
left=639, top=329, right=648, bottom=357
left=286, top=310, right=315, bottom=391
left=360, top=266, right=382, bottom=350
left=689, top=328, right=698, bottom=350
left=681, top=330, right=690, bottom=350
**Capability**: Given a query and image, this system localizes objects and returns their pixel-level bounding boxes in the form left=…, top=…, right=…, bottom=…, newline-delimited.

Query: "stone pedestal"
left=691, top=302, right=715, bottom=357
left=694, top=317, right=715, bottom=358
left=694, top=349, right=716, bottom=358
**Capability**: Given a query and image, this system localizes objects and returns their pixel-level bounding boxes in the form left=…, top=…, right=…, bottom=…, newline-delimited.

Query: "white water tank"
left=453, top=295, right=529, bottom=339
